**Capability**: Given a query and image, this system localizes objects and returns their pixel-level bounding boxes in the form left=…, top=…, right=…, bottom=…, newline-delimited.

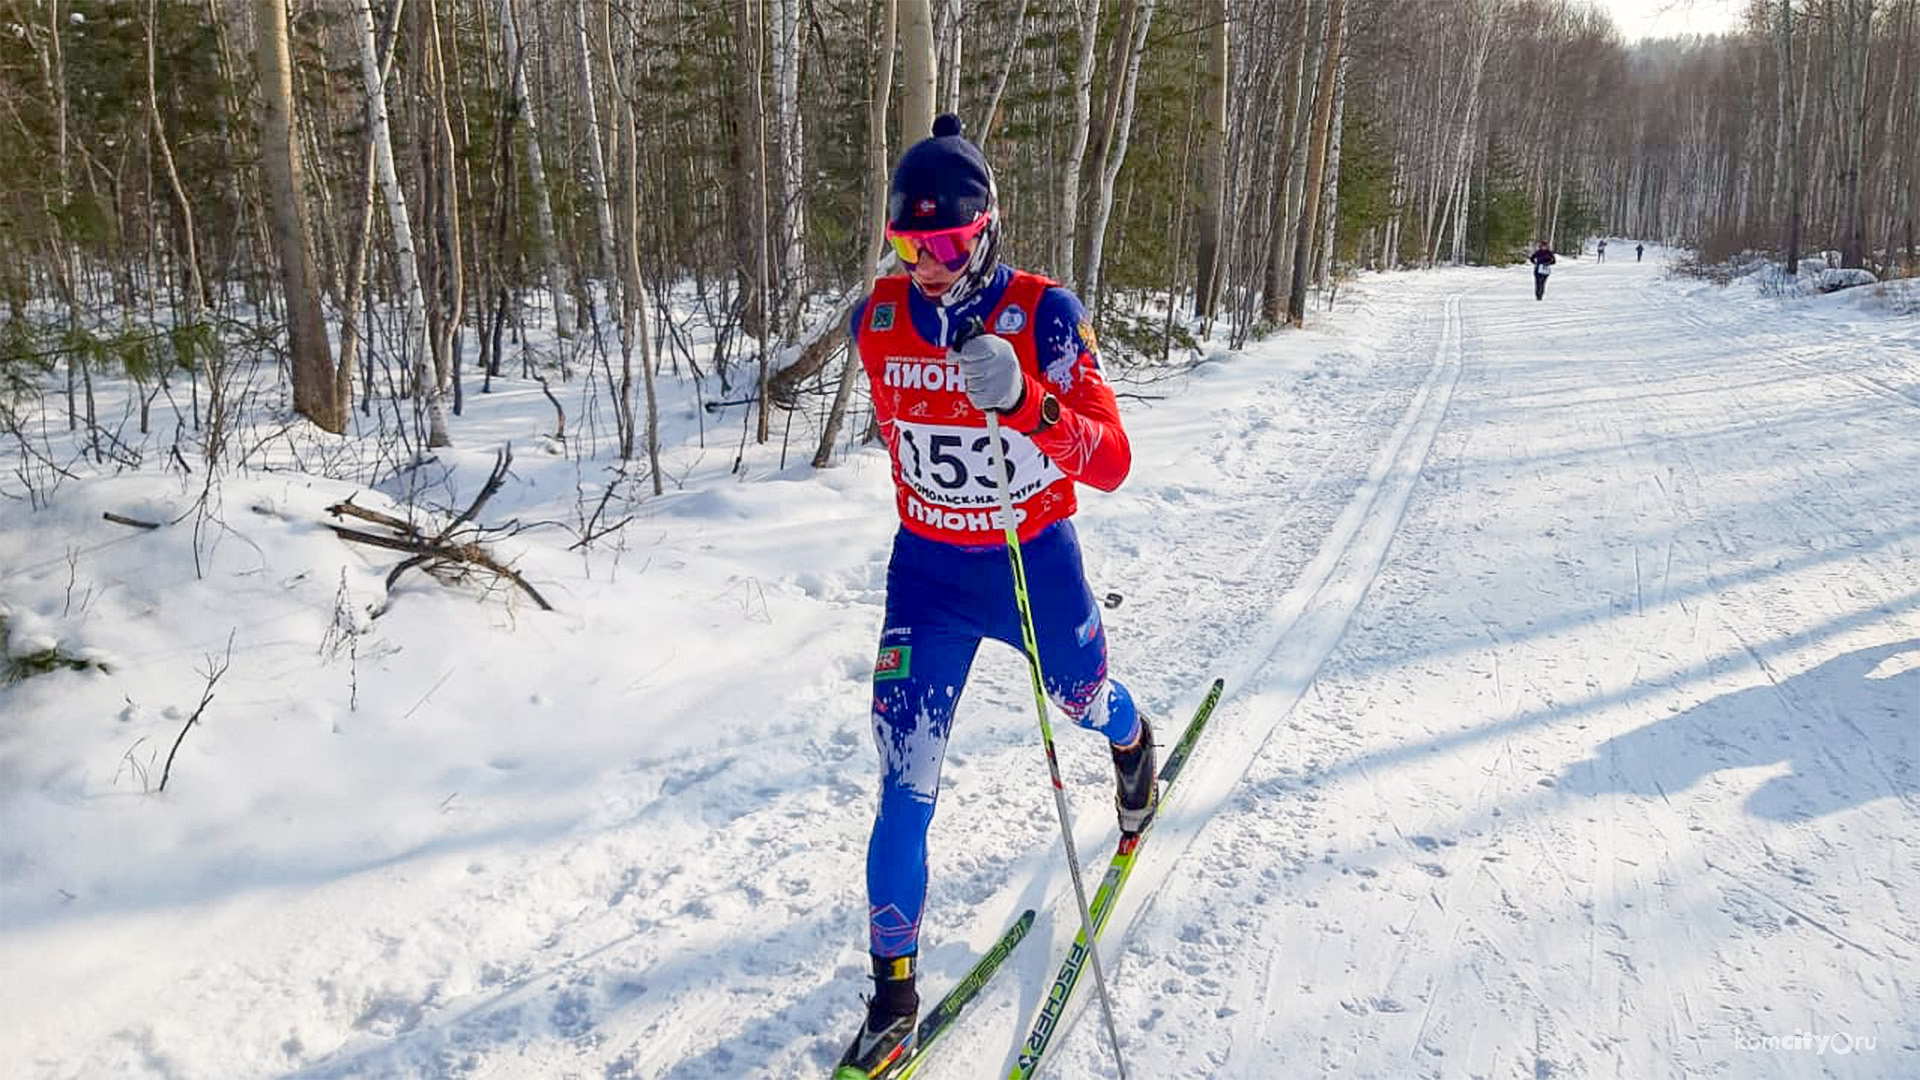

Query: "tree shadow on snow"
left=1560, top=639, right=1920, bottom=821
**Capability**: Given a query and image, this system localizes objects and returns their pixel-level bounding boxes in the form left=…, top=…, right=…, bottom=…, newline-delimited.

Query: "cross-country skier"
left=1636, top=242, right=1645, bottom=262
left=832, top=114, right=1156, bottom=1079
left=1530, top=239, right=1557, bottom=300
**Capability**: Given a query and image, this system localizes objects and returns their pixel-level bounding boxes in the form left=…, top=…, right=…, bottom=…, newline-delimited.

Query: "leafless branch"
left=102, top=512, right=161, bottom=530
left=158, top=632, right=233, bottom=793
left=325, top=446, right=554, bottom=612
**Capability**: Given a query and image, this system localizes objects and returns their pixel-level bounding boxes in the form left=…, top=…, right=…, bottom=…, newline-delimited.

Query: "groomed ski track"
left=1010, top=261, right=1920, bottom=1079
left=948, top=288, right=1471, bottom=1079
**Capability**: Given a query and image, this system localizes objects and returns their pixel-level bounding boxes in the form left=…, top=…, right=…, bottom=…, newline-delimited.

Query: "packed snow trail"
left=4, top=254, right=1916, bottom=1080
left=980, top=290, right=1472, bottom=1079
left=1026, top=256, right=1920, bottom=1079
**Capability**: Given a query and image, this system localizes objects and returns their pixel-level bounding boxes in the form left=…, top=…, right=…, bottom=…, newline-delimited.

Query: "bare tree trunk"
left=1875, top=0, right=1911, bottom=270
left=767, top=0, right=913, bottom=412
left=356, top=0, right=450, bottom=448
left=341, top=138, right=378, bottom=417
left=1193, top=0, right=1229, bottom=322
left=501, top=0, right=574, bottom=335
left=1432, top=10, right=1491, bottom=267
left=1546, top=168, right=1563, bottom=248
left=1908, top=0, right=1919, bottom=269
left=977, top=0, right=1029, bottom=151
left=1450, top=168, right=1469, bottom=264
left=773, top=0, right=806, bottom=330
left=602, top=17, right=647, bottom=474
left=1262, top=2, right=1310, bottom=325
left=258, top=0, right=341, bottom=437
left=814, top=0, right=897, bottom=469
left=1836, top=0, right=1875, bottom=268
left=343, top=5, right=400, bottom=415
left=619, top=55, right=662, bottom=489
left=727, top=0, right=774, bottom=443
left=1382, top=152, right=1403, bottom=268
left=1288, top=0, right=1344, bottom=326
left=1317, top=55, right=1347, bottom=292
left=1081, top=0, right=1156, bottom=313
left=935, top=0, right=963, bottom=112
left=424, top=0, right=464, bottom=401
left=1057, top=0, right=1101, bottom=283
left=899, top=0, right=937, bottom=142
left=1781, top=0, right=1804, bottom=273
left=1162, top=75, right=1199, bottom=359
left=576, top=0, right=618, bottom=289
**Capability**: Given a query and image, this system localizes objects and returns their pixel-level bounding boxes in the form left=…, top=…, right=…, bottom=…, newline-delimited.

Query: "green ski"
left=833, top=908, right=1035, bottom=1079
left=1009, top=677, right=1226, bottom=1079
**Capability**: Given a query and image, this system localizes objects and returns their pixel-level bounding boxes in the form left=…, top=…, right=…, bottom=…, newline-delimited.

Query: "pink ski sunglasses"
left=886, top=212, right=991, bottom=272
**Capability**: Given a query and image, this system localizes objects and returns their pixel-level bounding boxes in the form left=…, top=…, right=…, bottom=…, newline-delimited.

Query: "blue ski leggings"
left=865, top=521, right=1139, bottom=959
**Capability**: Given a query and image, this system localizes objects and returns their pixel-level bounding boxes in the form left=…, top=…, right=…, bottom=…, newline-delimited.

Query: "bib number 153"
left=898, top=428, right=1015, bottom=492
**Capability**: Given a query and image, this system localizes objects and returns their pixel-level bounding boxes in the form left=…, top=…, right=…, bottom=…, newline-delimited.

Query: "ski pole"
left=963, top=320, right=1130, bottom=1080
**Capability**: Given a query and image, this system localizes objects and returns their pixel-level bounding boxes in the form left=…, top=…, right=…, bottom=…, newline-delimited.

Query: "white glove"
left=950, top=332, right=1025, bottom=413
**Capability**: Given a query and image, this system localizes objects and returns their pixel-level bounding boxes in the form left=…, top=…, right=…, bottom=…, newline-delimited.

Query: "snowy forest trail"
left=1022, top=257, right=1920, bottom=1080
left=5, top=256, right=1918, bottom=1080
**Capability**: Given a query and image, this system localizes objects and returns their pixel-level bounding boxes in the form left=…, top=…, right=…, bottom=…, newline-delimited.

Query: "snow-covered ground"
left=3, top=251, right=1917, bottom=1079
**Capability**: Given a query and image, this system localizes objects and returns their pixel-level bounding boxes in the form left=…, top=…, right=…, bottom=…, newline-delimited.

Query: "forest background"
left=0, top=0, right=1912, bottom=487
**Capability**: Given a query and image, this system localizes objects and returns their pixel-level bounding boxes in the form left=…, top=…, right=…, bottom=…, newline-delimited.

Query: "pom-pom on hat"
left=887, top=114, right=996, bottom=232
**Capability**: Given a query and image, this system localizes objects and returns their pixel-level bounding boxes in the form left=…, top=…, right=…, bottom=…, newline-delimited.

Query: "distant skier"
left=1597, top=238, right=1607, bottom=262
left=1636, top=242, right=1645, bottom=262
left=1530, top=240, right=1557, bottom=300
left=834, top=113, right=1156, bottom=1080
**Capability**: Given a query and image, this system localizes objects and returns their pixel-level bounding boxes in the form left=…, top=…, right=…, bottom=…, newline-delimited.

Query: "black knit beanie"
left=887, top=114, right=996, bottom=231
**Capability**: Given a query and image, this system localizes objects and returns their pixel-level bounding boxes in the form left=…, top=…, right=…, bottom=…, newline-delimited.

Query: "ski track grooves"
left=1027, top=292, right=1467, bottom=1075
left=1209, top=291, right=1465, bottom=1071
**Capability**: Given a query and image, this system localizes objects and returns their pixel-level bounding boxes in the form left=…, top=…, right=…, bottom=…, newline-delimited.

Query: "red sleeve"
left=1003, top=354, right=1131, bottom=492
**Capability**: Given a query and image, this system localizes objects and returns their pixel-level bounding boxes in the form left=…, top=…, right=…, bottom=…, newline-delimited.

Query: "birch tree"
left=814, top=0, right=897, bottom=468
left=576, top=0, right=618, bottom=290
left=1080, top=0, right=1157, bottom=312
left=500, top=0, right=574, bottom=336
left=900, top=0, right=937, bottom=143
left=772, top=0, right=806, bottom=328
left=612, top=20, right=658, bottom=481
left=1777, top=0, right=1804, bottom=272
left=1057, top=0, right=1102, bottom=283
left=1317, top=55, right=1347, bottom=293
left=418, top=0, right=463, bottom=405
left=977, top=0, right=1029, bottom=149
left=355, top=0, right=450, bottom=448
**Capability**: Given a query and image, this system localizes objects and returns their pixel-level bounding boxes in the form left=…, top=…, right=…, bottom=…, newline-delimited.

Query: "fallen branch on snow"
left=325, top=447, right=554, bottom=614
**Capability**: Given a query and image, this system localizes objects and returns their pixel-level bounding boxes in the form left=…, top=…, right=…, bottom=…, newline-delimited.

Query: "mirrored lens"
left=888, top=234, right=923, bottom=265
left=915, top=231, right=974, bottom=271
left=887, top=215, right=988, bottom=273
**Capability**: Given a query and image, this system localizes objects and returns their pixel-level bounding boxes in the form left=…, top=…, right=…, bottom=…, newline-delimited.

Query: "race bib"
left=1537, top=263, right=1551, bottom=276
left=892, top=420, right=1065, bottom=510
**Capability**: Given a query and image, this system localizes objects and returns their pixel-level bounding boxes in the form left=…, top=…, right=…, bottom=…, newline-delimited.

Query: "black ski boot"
left=1112, top=716, right=1159, bottom=835
left=833, top=953, right=919, bottom=1079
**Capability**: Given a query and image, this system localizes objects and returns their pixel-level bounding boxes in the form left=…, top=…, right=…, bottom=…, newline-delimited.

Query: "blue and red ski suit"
left=851, top=263, right=1139, bottom=959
